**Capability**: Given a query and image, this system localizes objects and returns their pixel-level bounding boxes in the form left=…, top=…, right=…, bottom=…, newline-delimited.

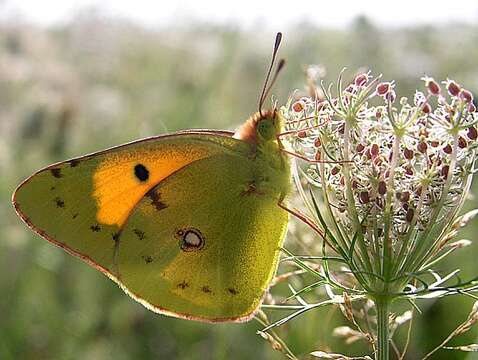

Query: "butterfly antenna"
left=259, top=32, right=284, bottom=116
left=263, top=59, right=286, bottom=111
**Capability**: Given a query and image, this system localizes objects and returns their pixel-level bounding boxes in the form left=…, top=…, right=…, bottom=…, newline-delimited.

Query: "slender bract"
left=13, top=110, right=291, bottom=322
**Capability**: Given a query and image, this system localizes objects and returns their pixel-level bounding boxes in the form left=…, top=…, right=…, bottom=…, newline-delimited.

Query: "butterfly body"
left=13, top=111, right=291, bottom=322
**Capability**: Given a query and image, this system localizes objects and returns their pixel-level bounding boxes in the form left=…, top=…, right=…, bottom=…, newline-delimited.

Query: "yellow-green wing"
left=114, top=153, right=289, bottom=322
left=13, top=130, right=289, bottom=322
left=12, top=131, right=241, bottom=278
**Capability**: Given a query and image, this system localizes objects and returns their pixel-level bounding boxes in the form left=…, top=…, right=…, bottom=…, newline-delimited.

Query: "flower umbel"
left=261, top=70, right=478, bottom=360
left=282, top=71, right=477, bottom=296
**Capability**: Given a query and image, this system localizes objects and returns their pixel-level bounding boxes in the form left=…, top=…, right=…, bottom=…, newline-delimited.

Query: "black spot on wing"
left=142, top=255, right=153, bottom=264
left=146, top=189, right=168, bottom=211
left=201, top=286, right=212, bottom=294
left=54, top=197, right=65, bottom=208
left=72, top=213, right=79, bottom=219
left=90, top=224, right=101, bottom=232
left=228, top=288, right=238, bottom=295
left=133, top=228, right=145, bottom=240
left=50, top=168, right=62, bottom=178
left=134, top=164, right=149, bottom=182
left=177, top=281, right=189, bottom=289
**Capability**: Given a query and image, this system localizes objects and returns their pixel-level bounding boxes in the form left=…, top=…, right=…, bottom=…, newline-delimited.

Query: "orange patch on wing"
left=92, top=143, right=214, bottom=227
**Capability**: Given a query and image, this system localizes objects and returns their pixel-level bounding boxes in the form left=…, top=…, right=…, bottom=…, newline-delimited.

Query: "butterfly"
left=12, top=33, right=291, bottom=322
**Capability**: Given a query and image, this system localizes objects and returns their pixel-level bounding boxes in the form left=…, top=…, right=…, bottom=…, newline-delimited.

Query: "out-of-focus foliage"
left=1, top=10, right=478, bottom=360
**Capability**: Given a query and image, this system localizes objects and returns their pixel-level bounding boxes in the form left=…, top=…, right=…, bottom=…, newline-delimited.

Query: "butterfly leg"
left=279, top=149, right=350, bottom=164
left=277, top=196, right=338, bottom=253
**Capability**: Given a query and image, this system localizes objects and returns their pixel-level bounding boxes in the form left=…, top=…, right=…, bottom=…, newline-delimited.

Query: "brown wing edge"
left=11, top=129, right=272, bottom=323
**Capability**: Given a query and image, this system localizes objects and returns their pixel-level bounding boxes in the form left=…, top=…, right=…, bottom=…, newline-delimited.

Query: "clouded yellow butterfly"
left=12, top=33, right=290, bottom=322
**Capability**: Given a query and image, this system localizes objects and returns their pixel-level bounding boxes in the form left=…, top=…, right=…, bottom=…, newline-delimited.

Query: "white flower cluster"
left=282, top=71, right=477, bottom=291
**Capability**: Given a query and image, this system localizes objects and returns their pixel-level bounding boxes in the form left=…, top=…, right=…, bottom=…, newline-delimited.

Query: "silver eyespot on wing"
left=176, top=228, right=205, bottom=252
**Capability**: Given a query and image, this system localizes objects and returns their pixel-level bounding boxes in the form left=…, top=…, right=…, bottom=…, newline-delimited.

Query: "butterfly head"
left=256, top=110, right=282, bottom=141
left=233, top=109, right=283, bottom=145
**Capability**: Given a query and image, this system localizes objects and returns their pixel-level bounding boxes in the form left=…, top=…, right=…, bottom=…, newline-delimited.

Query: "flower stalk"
left=375, top=297, right=391, bottom=360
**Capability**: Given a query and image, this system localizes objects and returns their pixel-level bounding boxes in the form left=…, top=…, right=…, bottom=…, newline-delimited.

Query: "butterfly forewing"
left=13, top=132, right=240, bottom=276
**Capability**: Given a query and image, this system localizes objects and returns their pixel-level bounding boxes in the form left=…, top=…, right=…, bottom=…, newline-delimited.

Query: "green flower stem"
left=375, top=296, right=391, bottom=360
left=343, top=117, right=374, bottom=285
left=381, top=134, right=401, bottom=283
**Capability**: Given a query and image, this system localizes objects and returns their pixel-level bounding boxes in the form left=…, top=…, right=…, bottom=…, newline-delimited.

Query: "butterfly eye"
left=176, top=228, right=205, bottom=252
left=257, top=119, right=276, bottom=140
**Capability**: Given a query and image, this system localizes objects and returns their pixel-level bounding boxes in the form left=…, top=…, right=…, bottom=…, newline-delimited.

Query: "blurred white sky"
left=2, top=0, right=478, bottom=28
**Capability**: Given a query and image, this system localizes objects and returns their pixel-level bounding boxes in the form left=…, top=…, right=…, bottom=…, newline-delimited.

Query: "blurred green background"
left=1, top=6, right=478, bottom=360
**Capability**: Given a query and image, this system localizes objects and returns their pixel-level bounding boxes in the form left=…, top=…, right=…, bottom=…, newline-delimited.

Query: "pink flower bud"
left=354, top=73, right=369, bottom=87
left=403, top=148, right=414, bottom=160
left=422, top=103, right=432, bottom=114
left=359, top=191, right=370, bottom=203
left=365, top=148, right=371, bottom=159
left=458, top=136, right=468, bottom=149
left=371, top=143, right=379, bottom=157
left=467, top=126, right=477, bottom=140
left=443, top=144, right=453, bottom=154
left=417, top=142, right=428, bottom=153
left=459, top=89, right=473, bottom=103
left=376, top=82, right=390, bottom=96
left=425, top=78, right=441, bottom=95
left=446, top=80, right=461, bottom=97
left=292, top=101, right=305, bottom=112
left=356, top=143, right=365, bottom=152
left=441, top=165, right=449, bottom=178
left=385, top=90, right=396, bottom=102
